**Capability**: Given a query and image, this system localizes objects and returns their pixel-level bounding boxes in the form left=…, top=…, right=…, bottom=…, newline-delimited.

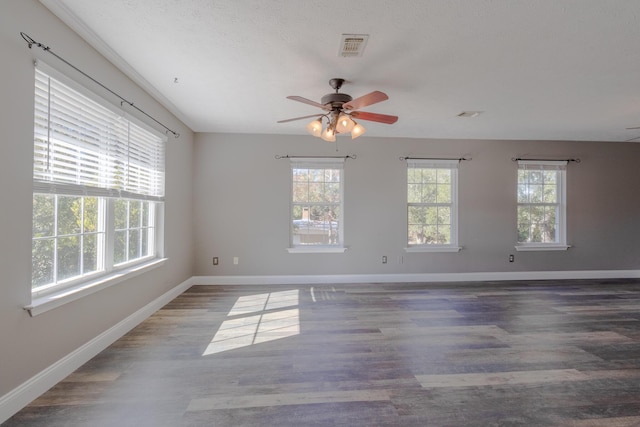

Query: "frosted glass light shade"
left=335, top=113, right=355, bottom=133
left=305, top=118, right=323, bottom=137
left=351, top=122, right=366, bottom=139
left=321, top=127, right=336, bottom=142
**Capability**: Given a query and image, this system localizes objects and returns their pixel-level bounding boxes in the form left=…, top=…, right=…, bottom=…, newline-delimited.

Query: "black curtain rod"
left=275, top=155, right=356, bottom=160
left=20, top=32, right=179, bottom=138
left=399, top=156, right=471, bottom=161
left=512, top=157, right=581, bottom=163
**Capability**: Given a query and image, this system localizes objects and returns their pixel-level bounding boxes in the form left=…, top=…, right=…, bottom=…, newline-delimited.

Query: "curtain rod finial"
left=20, top=31, right=36, bottom=48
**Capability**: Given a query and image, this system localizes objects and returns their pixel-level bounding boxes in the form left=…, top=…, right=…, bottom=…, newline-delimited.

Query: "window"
left=32, top=195, right=105, bottom=288
left=31, top=64, right=165, bottom=297
left=516, top=160, right=568, bottom=250
left=114, top=199, right=156, bottom=265
left=289, top=158, right=345, bottom=252
left=406, top=159, right=460, bottom=252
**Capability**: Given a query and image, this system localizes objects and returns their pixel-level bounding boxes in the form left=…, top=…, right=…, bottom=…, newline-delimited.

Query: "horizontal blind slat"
left=33, top=68, right=165, bottom=199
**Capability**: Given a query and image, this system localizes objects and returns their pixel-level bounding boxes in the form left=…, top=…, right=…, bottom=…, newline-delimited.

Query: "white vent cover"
left=339, top=34, right=369, bottom=57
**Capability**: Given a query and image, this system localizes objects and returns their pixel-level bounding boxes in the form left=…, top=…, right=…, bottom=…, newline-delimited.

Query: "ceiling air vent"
left=339, top=34, right=369, bottom=57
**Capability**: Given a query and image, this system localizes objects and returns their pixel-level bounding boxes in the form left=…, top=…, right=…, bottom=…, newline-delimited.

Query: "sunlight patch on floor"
left=203, top=290, right=299, bottom=355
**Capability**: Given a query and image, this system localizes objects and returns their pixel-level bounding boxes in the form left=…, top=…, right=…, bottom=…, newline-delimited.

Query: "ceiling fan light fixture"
left=351, top=122, right=366, bottom=139
left=336, top=113, right=355, bottom=133
left=306, top=118, right=323, bottom=137
left=321, top=126, right=336, bottom=142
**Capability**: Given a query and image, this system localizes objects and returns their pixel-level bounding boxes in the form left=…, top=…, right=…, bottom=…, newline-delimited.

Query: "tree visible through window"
left=31, top=65, right=165, bottom=295
left=32, top=195, right=103, bottom=288
left=516, top=160, right=567, bottom=246
left=290, top=159, right=344, bottom=248
left=407, top=159, right=459, bottom=250
left=114, top=199, right=155, bottom=265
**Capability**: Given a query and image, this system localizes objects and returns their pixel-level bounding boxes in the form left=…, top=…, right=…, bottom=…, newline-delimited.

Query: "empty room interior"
left=4, top=1, right=640, bottom=425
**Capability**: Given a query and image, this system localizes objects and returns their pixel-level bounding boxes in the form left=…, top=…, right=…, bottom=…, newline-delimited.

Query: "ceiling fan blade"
left=277, top=113, right=324, bottom=123
left=350, top=111, right=398, bottom=124
left=626, top=126, right=640, bottom=130
left=343, top=91, right=388, bottom=110
left=286, top=96, right=330, bottom=110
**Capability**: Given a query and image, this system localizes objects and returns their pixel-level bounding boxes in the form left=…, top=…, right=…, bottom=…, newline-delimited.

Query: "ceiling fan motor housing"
left=321, top=92, right=352, bottom=109
left=278, top=76, right=398, bottom=126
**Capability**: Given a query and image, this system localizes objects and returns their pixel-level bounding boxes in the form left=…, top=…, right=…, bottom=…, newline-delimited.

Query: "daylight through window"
left=407, top=159, right=459, bottom=251
left=290, top=158, right=344, bottom=249
left=516, top=160, right=567, bottom=248
left=31, top=65, right=165, bottom=296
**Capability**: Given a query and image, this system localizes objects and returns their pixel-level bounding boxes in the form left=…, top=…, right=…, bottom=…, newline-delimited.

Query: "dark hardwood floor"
left=6, top=279, right=640, bottom=426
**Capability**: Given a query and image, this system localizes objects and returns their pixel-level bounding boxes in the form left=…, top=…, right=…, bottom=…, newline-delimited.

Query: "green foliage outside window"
left=517, top=169, right=559, bottom=243
left=408, top=168, right=452, bottom=245
left=32, top=195, right=101, bottom=288
left=292, top=167, right=341, bottom=245
left=32, top=195, right=153, bottom=290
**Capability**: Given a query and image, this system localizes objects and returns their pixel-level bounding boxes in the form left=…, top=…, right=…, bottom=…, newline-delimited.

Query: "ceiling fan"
left=277, top=78, right=398, bottom=141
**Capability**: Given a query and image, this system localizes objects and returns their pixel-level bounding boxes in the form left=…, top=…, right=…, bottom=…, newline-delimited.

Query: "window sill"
left=405, top=246, right=462, bottom=253
left=25, top=258, right=167, bottom=317
left=515, top=245, right=571, bottom=252
left=287, top=247, right=347, bottom=254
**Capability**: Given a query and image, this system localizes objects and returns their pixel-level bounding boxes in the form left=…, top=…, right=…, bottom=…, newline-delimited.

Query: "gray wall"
left=0, top=1, right=194, bottom=396
left=194, top=133, right=640, bottom=276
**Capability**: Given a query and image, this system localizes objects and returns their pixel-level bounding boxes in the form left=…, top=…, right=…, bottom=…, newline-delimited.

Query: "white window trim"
left=287, top=247, right=347, bottom=254
left=288, top=158, right=345, bottom=253
left=406, top=159, right=460, bottom=253
left=515, top=244, right=570, bottom=252
left=515, top=160, right=568, bottom=251
left=25, top=257, right=167, bottom=317
left=405, top=245, right=462, bottom=253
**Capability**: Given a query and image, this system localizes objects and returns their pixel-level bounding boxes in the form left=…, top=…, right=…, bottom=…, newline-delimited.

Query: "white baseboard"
left=192, top=270, right=640, bottom=286
left=0, top=277, right=194, bottom=425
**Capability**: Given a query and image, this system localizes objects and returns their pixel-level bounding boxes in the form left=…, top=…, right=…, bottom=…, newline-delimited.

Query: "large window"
left=31, top=64, right=165, bottom=296
left=289, top=158, right=344, bottom=252
left=406, top=159, right=460, bottom=252
left=516, top=160, right=568, bottom=250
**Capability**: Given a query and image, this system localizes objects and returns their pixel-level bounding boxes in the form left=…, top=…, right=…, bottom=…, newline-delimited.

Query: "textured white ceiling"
left=41, top=0, right=640, bottom=141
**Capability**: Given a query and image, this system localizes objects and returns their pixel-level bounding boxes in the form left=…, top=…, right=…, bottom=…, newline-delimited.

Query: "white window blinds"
left=290, top=157, right=346, bottom=170
left=406, top=158, right=460, bottom=169
left=517, top=160, right=567, bottom=171
left=33, top=66, right=165, bottom=201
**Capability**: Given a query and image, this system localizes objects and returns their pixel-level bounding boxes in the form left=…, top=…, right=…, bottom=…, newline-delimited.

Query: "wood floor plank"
left=187, top=389, right=391, bottom=411
left=6, top=279, right=640, bottom=426
left=415, top=368, right=589, bottom=388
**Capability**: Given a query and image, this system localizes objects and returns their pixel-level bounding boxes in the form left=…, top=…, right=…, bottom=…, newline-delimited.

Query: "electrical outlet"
left=213, top=257, right=219, bottom=265
left=509, top=254, right=515, bottom=262
left=233, top=257, right=239, bottom=265
left=382, top=256, right=387, bottom=264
